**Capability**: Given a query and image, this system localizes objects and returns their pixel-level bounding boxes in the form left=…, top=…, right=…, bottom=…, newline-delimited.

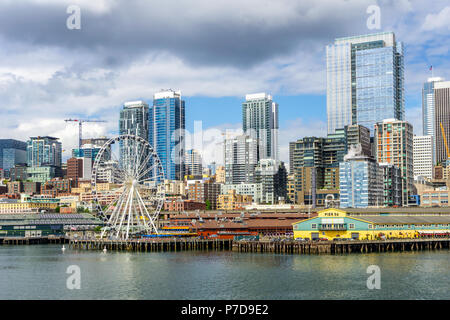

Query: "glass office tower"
left=327, top=32, right=404, bottom=134
left=150, top=90, right=185, bottom=181
left=242, top=93, right=279, bottom=161
left=119, top=100, right=149, bottom=170
left=0, top=139, right=27, bottom=174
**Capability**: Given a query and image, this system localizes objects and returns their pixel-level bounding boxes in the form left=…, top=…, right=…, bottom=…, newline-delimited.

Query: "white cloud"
left=422, top=6, right=450, bottom=31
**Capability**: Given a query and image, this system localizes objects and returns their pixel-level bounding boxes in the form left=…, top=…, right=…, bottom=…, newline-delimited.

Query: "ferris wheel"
left=91, top=134, right=165, bottom=240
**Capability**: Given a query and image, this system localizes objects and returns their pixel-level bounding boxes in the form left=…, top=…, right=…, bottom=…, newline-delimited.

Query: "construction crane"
left=440, top=122, right=450, bottom=163
left=64, top=119, right=107, bottom=150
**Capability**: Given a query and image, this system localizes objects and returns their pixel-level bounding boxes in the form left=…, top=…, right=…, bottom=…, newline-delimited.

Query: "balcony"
left=318, top=223, right=347, bottom=231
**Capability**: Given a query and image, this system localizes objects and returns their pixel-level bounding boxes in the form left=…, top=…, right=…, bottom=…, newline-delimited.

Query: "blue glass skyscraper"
left=0, top=139, right=27, bottom=174
left=327, top=32, right=404, bottom=134
left=149, top=90, right=185, bottom=181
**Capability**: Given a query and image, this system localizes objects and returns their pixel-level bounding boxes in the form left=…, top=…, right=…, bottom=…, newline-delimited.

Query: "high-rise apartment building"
left=422, top=77, right=446, bottom=163
left=224, top=134, right=258, bottom=184
left=0, top=139, right=27, bottom=175
left=327, top=32, right=404, bottom=134
left=434, top=81, right=450, bottom=165
left=339, top=146, right=383, bottom=208
left=413, top=135, right=434, bottom=180
left=185, top=149, right=203, bottom=177
left=379, top=162, right=402, bottom=207
left=254, top=159, right=287, bottom=204
left=119, top=100, right=149, bottom=170
left=27, top=136, right=61, bottom=168
left=242, top=93, right=279, bottom=160
left=345, top=125, right=371, bottom=156
left=150, top=90, right=185, bottom=180
left=374, top=119, right=413, bottom=206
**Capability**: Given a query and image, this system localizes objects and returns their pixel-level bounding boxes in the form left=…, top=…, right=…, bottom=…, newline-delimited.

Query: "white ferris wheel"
left=91, top=134, right=165, bottom=240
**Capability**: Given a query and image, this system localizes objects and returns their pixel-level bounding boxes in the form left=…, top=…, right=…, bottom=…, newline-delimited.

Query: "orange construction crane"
left=440, top=122, right=450, bottom=160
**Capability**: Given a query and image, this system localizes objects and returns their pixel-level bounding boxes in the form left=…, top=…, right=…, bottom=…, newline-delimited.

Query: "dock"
left=233, top=238, right=450, bottom=254
left=0, top=235, right=68, bottom=245
left=66, top=237, right=450, bottom=254
left=69, top=238, right=233, bottom=252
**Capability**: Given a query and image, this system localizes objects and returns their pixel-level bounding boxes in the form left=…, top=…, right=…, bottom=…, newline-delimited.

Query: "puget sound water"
left=0, top=244, right=449, bottom=300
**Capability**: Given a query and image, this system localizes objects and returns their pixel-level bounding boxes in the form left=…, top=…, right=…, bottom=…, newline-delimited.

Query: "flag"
left=430, top=65, right=433, bottom=71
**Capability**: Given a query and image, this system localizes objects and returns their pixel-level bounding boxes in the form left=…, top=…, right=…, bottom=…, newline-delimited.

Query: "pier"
left=233, top=238, right=450, bottom=254
left=0, top=236, right=68, bottom=245
left=66, top=237, right=450, bottom=254
left=69, top=238, right=233, bottom=252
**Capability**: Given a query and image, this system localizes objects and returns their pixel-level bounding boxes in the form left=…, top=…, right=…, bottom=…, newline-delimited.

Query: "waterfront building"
left=224, top=134, right=258, bottom=184
left=293, top=208, right=450, bottom=240
left=374, top=119, right=414, bottom=206
left=413, top=135, right=434, bottom=180
left=434, top=80, right=450, bottom=165
left=149, top=90, right=185, bottom=181
left=254, top=159, right=287, bottom=204
left=242, top=93, right=279, bottom=160
left=339, top=145, right=383, bottom=208
left=326, top=32, right=404, bottom=134
left=185, top=149, right=203, bottom=177
left=0, top=139, right=27, bottom=175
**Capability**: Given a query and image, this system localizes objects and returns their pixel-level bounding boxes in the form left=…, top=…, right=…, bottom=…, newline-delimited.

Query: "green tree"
left=205, top=200, right=211, bottom=210
left=55, top=206, right=60, bottom=213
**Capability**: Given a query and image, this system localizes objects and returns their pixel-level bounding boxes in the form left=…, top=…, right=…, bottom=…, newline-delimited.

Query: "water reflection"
left=0, top=245, right=449, bottom=299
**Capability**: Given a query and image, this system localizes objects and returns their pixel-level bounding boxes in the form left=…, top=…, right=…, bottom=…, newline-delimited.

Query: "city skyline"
left=1, top=1, right=450, bottom=167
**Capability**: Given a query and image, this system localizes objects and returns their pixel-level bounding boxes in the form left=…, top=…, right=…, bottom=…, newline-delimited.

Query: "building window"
left=311, top=224, right=317, bottom=229
left=349, top=223, right=355, bottom=229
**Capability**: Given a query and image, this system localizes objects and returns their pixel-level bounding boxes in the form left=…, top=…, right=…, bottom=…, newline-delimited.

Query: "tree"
left=205, top=200, right=211, bottom=210
left=55, top=206, right=60, bottom=213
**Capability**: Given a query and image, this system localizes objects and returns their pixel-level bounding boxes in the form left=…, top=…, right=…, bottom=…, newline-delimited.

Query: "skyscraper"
left=374, top=119, right=413, bottom=206
left=422, top=77, right=445, bottom=163
left=150, top=90, right=185, bottom=180
left=413, top=135, right=434, bottom=180
left=185, top=149, right=203, bottom=177
left=327, top=32, right=404, bottom=134
left=434, top=81, right=450, bottom=165
left=224, top=134, right=258, bottom=184
left=339, top=146, right=383, bottom=208
left=242, top=93, right=279, bottom=160
left=119, top=100, right=149, bottom=171
left=26, top=136, right=62, bottom=183
left=0, top=139, right=27, bottom=175
left=119, top=101, right=149, bottom=139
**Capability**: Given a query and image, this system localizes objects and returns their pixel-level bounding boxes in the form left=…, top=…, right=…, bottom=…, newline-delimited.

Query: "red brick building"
left=164, top=199, right=206, bottom=211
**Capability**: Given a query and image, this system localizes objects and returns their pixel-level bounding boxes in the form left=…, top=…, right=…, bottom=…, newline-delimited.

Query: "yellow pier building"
left=293, top=208, right=450, bottom=240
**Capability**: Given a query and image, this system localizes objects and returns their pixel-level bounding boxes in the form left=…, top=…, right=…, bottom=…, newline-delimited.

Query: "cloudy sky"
left=1, top=0, right=450, bottom=166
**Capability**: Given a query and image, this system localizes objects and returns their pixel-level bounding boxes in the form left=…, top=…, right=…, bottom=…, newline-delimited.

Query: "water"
left=0, top=245, right=449, bottom=299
